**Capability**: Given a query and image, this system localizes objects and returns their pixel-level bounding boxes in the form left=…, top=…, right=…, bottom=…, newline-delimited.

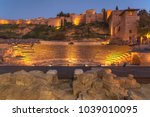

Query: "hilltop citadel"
left=0, top=8, right=139, bottom=41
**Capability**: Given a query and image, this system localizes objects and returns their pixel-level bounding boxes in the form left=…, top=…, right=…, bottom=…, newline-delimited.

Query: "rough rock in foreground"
left=0, top=69, right=149, bottom=100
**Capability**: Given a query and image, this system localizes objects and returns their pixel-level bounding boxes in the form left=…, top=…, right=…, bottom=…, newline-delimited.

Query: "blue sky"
left=0, top=0, right=149, bottom=19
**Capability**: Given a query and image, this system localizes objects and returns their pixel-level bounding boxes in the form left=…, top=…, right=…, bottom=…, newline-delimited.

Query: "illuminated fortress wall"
left=48, top=17, right=64, bottom=27
left=71, top=14, right=85, bottom=25
left=0, top=9, right=140, bottom=41
left=0, top=9, right=104, bottom=26
left=0, top=19, right=9, bottom=24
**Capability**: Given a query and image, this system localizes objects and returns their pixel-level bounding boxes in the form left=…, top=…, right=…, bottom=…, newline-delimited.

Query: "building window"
left=118, top=26, right=120, bottom=32
left=129, top=30, right=132, bottom=33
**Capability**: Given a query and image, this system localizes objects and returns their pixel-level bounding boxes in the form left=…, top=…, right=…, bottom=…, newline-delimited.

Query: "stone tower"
left=109, top=9, right=139, bottom=41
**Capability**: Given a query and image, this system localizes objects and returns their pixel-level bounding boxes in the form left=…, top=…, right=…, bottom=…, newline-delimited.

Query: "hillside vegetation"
left=0, top=22, right=109, bottom=41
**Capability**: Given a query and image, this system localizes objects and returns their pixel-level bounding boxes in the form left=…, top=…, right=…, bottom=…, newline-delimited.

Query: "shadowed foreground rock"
left=73, top=68, right=142, bottom=100
left=0, top=68, right=149, bottom=100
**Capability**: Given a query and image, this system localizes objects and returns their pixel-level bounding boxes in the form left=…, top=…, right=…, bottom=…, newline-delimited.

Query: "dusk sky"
left=0, top=0, right=150, bottom=19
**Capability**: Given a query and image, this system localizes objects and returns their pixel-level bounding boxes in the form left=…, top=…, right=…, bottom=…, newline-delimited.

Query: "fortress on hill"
left=0, top=8, right=139, bottom=41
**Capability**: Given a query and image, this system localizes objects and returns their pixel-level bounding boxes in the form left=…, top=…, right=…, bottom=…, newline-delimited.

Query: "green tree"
left=137, top=9, right=150, bottom=36
left=116, top=6, right=119, bottom=10
left=57, top=11, right=64, bottom=17
left=57, top=11, right=70, bottom=17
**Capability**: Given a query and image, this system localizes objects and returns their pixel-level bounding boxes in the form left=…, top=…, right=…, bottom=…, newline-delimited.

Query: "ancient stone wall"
left=48, top=17, right=64, bottom=27
left=0, top=68, right=145, bottom=100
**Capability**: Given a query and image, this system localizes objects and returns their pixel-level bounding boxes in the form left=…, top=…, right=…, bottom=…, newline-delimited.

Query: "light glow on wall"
left=73, top=16, right=81, bottom=26
left=26, top=20, right=31, bottom=24
left=0, top=20, right=9, bottom=24
left=66, top=45, right=77, bottom=66
left=55, top=26, right=60, bottom=30
left=146, top=33, right=150, bottom=38
left=48, top=18, right=62, bottom=27
left=129, top=11, right=133, bottom=16
left=110, top=26, right=113, bottom=36
left=107, top=10, right=112, bottom=19
left=56, top=20, right=61, bottom=27
left=16, top=20, right=21, bottom=24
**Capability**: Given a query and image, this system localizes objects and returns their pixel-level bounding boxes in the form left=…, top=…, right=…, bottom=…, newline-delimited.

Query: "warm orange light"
left=66, top=46, right=77, bottom=66
left=48, top=18, right=62, bottom=27
left=107, top=10, right=112, bottom=19
left=110, top=25, right=113, bottom=36
left=73, top=16, right=81, bottom=26
left=16, top=20, right=21, bottom=24
left=129, top=11, right=133, bottom=16
left=104, top=46, right=131, bottom=66
left=56, top=21, right=61, bottom=27
left=105, top=52, right=131, bottom=66
left=55, top=19, right=61, bottom=27
left=0, top=20, right=9, bottom=24
left=56, top=27, right=60, bottom=30
left=26, top=20, right=31, bottom=24
left=146, top=33, right=150, bottom=38
left=101, top=40, right=110, bottom=45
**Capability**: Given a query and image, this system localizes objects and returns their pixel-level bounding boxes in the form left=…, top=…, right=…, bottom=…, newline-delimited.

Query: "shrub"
left=48, top=32, right=66, bottom=41
left=132, top=54, right=141, bottom=65
left=0, top=31, right=19, bottom=39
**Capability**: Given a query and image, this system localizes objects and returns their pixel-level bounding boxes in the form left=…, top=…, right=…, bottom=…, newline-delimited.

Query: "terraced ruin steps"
left=106, top=53, right=131, bottom=65
left=4, top=44, right=132, bottom=66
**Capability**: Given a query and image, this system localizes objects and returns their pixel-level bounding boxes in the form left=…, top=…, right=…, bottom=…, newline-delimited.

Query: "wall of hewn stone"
left=0, top=68, right=145, bottom=100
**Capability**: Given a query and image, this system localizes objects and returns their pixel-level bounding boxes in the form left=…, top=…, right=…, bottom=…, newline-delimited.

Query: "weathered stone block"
left=46, top=70, right=58, bottom=84
left=73, top=80, right=84, bottom=96
left=80, top=72, right=97, bottom=85
left=39, top=90, right=56, bottom=100
left=74, top=69, right=84, bottom=79
left=125, top=78, right=141, bottom=89
left=102, top=74, right=114, bottom=81
left=29, top=70, right=45, bottom=78
left=92, top=79, right=103, bottom=90
left=104, top=69, right=112, bottom=74
left=14, top=70, right=35, bottom=87
left=0, top=73, right=14, bottom=85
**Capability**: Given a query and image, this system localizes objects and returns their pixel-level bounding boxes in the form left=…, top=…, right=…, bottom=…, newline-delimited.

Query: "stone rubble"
left=0, top=68, right=148, bottom=100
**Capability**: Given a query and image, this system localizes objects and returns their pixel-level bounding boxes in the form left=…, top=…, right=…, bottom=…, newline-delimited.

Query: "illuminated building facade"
left=70, top=14, right=85, bottom=25
left=108, top=9, right=139, bottom=41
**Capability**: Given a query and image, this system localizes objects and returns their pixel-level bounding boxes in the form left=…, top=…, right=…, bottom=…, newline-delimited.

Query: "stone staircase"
left=106, top=52, right=131, bottom=65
